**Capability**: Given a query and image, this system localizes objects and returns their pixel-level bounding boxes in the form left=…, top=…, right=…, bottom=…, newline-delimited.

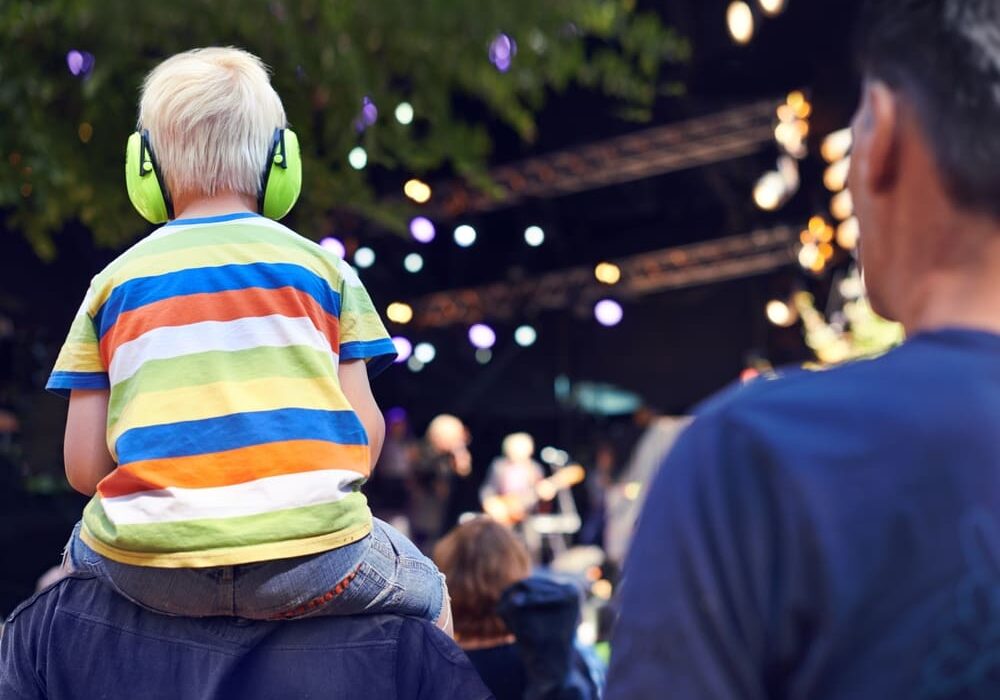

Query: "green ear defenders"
left=124, top=128, right=302, bottom=224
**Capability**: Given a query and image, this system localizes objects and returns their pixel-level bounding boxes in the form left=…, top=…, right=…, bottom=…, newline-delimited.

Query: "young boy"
left=47, top=47, right=449, bottom=629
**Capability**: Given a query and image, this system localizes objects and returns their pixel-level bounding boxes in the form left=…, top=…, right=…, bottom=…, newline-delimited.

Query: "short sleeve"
left=46, top=286, right=109, bottom=398
left=336, top=260, right=397, bottom=377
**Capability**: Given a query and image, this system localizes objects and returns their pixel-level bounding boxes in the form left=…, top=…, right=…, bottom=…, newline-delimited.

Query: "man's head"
left=849, top=0, right=1000, bottom=322
left=139, top=47, right=286, bottom=201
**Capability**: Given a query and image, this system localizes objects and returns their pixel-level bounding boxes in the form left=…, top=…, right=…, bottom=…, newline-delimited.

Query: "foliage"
left=0, top=0, right=687, bottom=258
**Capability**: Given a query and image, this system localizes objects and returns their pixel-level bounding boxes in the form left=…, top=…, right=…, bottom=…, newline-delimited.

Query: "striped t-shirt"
left=47, top=212, right=397, bottom=568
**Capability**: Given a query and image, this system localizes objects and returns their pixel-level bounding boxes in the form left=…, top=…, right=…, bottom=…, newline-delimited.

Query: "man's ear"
left=857, top=81, right=900, bottom=195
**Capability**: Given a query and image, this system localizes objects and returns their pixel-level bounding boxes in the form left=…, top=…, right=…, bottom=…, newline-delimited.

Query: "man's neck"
left=171, top=191, right=257, bottom=220
left=900, top=219, right=1000, bottom=337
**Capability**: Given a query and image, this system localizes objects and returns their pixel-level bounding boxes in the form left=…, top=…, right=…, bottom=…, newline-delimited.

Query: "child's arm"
left=339, top=359, right=386, bottom=469
left=64, top=389, right=116, bottom=495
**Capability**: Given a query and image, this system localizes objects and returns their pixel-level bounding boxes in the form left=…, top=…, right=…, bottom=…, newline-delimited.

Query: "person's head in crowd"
left=849, top=0, right=1000, bottom=329
left=139, top=47, right=286, bottom=212
left=501, top=432, right=535, bottom=463
left=433, top=517, right=532, bottom=644
left=426, top=414, right=468, bottom=453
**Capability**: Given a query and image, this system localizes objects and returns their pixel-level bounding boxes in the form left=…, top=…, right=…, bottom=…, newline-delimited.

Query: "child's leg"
left=263, top=518, right=449, bottom=632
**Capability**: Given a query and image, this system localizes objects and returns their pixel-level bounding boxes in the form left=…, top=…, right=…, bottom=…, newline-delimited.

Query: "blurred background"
left=0, top=0, right=899, bottom=614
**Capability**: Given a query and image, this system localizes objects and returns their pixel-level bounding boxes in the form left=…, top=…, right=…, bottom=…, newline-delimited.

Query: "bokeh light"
left=404, top=252, right=425, bottom=273
left=594, top=262, right=621, bottom=285
left=514, top=325, right=537, bottom=347
left=392, top=336, right=412, bottom=363
left=454, top=224, right=477, bottom=247
left=354, top=246, right=375, bottom=269
left=395, top=102, right=414, bottom=125
left=414, top=342, right=437, bottom=364
left=766, top=300, right=797, bottom=327
left=489, top=33, right=517, bottom=72
left=468, top=323, right=496, bottom=349
left=475, top=348, right=493, bottom=364
left=410, top=217, right=436, bottom=243
left=726, top=2, right=754, bottom=44
left=348, top=146, right=368, bottom=170
left=524, top=225, right=545, bottom=247
left=594, top=299, right=623, bottom=327
left=387, top=302, right=414, bottom=325
left=319, top=237, right=346, bottom=259
left=404, top=178, right=432, bottom=204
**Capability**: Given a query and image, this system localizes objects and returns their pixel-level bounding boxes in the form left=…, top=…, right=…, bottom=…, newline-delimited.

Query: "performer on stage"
left=480, top=432, right=547, bottom=527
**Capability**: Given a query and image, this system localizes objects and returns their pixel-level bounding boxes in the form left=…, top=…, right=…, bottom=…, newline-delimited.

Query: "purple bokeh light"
left=66, top=50, right=95, bottom=77
left=594, top=299, right=624, bottom=327
left=409, top=216, right=436, bottom=244
left=319, top=236, right=346, bottom=259
left=354, top=96, right=379, bottom=132
left=489, top=33, right=517, bottom=72
left=468, top=323, right=497, bottom=350
left=392, top=336, right=413, bottom=363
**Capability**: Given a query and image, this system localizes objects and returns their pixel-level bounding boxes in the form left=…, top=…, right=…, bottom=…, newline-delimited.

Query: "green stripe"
left=84, top=491, right=370, bottom=553
left=341, top=310, right=390, bottom=344
left=108, top=345, right=336, bottom=428
left=65, top=312, right=99, bottom=344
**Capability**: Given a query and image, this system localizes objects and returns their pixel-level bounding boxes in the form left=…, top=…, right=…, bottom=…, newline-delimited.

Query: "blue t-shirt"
left=608, top=329, right=1000, bottom=700
left=1, top=574, right=493, bottom=700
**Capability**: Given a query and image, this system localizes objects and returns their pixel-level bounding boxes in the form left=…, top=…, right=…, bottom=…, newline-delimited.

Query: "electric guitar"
left=482, top=464, right=586, bottom=526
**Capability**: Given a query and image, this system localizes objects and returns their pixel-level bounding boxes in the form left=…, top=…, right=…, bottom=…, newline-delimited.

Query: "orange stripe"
left=100, top=287, right=340, bottom=364
left=97, top=440, right=370, bottom=498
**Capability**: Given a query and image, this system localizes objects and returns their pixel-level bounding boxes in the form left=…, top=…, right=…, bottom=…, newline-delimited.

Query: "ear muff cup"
left=125, top=131, right=173, bottom=224
left=259, top=128, right=302, bottom=220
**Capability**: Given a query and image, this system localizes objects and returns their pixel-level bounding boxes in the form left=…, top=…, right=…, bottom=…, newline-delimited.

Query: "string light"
left=594, top=262, right=621, bottom=285
left=404, top=252, right=424, bottom=273
left=409, top=217, right=435, bottom=243
left=821, top=127, right=853, bottom=163
left=387, top=302, right=414, bottom=324
left=404, top=178, right=432, bottom=204
left=475, top=348, right=493, bottom=364
left=753, top=171, right=786, bottom=210
left=348, top=146, right=367, bottom=170
left=824, top=157, right=851, bottom=192
left=407, top=356, right=424, bottom=372
left=594, top=299, right=623, bottom=327
left=524, top=225, right=545, bottom=247
left=758, top=0, right=786, bottom=16
left=392, top=337, right=412, bottom=363
left=514, top=325, right=537, bottom=347
left=354, top=246, right=375, bottom=268
left=468, top=323, right=496, bottom=349
left=394, top=102, right=414, bottom=125
left=837, top=217, right=860, bottom=250
left=830, top=189, right=854, bottom=221
left=320, top=237, right=346, bottom=258
left=766, top=300, right=797, bottom=327
left=726, top=1, right=754, bottom=44
left=454, top=224, right=477, bottom=247
left=414, top=342, right=436, bottom=364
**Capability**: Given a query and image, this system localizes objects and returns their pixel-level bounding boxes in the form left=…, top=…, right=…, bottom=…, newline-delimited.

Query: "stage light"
left=753, top=171, right=785, bottom=211
left=594, top=262, right=621, bottom=285
left=407, top=356, right=424, bottom=372
left=830, top=189, right=854, bottom=221
left=475, top=348, right=493, bottom=364
left=392, top=336, right=412, bottom=363
left=824, top=157, right=851, bottom=192
left=395, top=102, right=414, bottom=125
left=348, top=146, right=367, bottom=170
left=766, top=300, right=797, bottom=327
left=409, top=216, right=436, bottom=243
left=454, top=224, right=477, bottom=247
left=404, top=252, right=424, bottom=273
left=759, top=0, right=786, bottom=16
left=489, top=33, right=517, bottom=72
left=821, top=127, right=853, bottom=163
left=594, top=299, right=623, bottom=327
left=837, top=217, right=860, bottom=250
left=386, top=302, right=414, bottom=325
left=354, top=246, right=375, bottom=268
left=404, top=178, right=432, bottom=204
left=524, top=225, right=545, bottom=247
left=320, top=237, right=346, bottom=258
left=514, top=325, right=537, bottom=347
left=414, top=342, right=436, bottom=364
left=468, top=323, right=496, bottom=349
left=727, top=1, right=754, bottom=44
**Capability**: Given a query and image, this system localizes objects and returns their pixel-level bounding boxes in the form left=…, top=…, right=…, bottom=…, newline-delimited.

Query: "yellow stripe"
left=109, top=375, right=352, bottom=444
left=79, top=520, right=372, bottom=568
left=53, top=341, right=105, bottom=374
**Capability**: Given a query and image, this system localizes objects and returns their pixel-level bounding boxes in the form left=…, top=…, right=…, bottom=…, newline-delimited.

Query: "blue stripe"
left=46, top=371, right=110, bottom=398
left=115, top=408, right=369, bottom=465
left=94, top=262, right=342, bottom=338
left=340, top=339, right=397, bottom=378
left=164, top=212, right=261, bottom=226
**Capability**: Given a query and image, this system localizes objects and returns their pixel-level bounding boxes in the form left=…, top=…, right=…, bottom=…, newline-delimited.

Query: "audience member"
left=609, top=1, right=1000, bottom=697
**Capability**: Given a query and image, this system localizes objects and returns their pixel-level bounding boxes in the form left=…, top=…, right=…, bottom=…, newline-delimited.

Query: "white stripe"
left=100, top=469, right=364, bottom=525
left=109, top=315, right=334, bottom=386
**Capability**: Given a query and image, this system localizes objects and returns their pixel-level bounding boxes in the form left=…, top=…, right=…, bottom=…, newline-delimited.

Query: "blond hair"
left=138, top=47, right=286, bottom=199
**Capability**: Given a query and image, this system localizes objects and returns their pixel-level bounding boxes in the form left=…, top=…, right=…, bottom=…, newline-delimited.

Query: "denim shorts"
left=67, top=518, right=446, bottom=622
